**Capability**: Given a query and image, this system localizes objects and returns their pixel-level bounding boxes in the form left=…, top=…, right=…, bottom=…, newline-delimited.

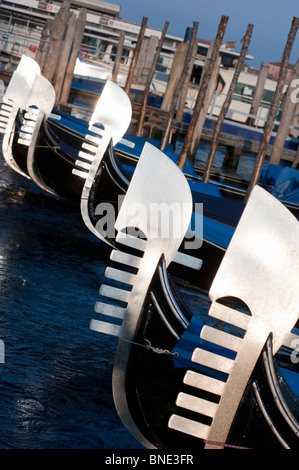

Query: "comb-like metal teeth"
left=78, top=150, right=95, bottom=162
left=0, top=110, right=11, bottom=118
left=168, top=415, right=210, bottom=441
left=183, top=370, right=226, bottom=396
left=168, top=302, right=247, bottom=443
left=173, top=251, right=202, bottom=270
left=119, top=137, right=135, bottom=148
left=99, top=284, right=131, bottom=303
left=74, top=159, right=91, bottom=171
left=88, top=125, right=105, bottom=135
left=18, top=140, right=31, bottom=146
left=90, top=319, right=122, bottom=337
left=1, top=104, right=13, bottom=112
left=176, top=392, right=218, bottom=418
left=81, top=142, right=97, bottom=153
left=110, top=249, right=142, bottom=269
left=90, top=194, right=200, bottom=268
left=18, top=134, right=31, bottom=141
left=200, top=325, right=243, bottom=352
left=19, top=123, right=35, bottom=133
left=105, top=267, right=137, bottom=286
left=116, top=232, right=147, bottom=252
left=85, top=133, right=102, bottom=145
left=24, top=111, right=38, bottom=120
left=72, top=169, right=88, bottom=179
left=94, top=301, right=126, bottom=320
left=208, top=303, right=250, bottom=331
left=191, top=348, right=235, bottom=375
left=90, top=234, right=142, bottom=339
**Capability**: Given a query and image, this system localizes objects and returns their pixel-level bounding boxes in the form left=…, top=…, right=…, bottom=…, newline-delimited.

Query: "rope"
left=120, top=338, right=255, bottom=449
left=120, top=337, right=179, bottom=357
left=204, top=440, right=252, bottom=449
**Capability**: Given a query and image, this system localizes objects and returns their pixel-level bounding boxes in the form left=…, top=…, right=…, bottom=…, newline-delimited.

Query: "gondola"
left=2, top=58, right=298, bottom=449
left=2, top=56, right=299, bottom=224
left=89, top=181, right=299, bottom=449
left=1, top=61, right=235, bottom=282
left=0, top=55, right=42, bottom=178
left=0, top=66, right=133, bottom=202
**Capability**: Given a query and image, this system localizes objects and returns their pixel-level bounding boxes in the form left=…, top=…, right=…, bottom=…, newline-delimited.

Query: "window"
left=261, top=89, right=275, bottom=104
left=234, top=82, right=254, bottom=96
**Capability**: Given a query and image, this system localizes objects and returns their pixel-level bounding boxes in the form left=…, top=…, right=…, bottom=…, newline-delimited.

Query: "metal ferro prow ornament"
left=19, top=73, right=56, bottom=191
left=90, top=141, right=193, bottom=448
left=18, top=73, right=56, bottom=148
left=169, top=185, right=299, bottom=448
left=0, top=55, right=41, bottom=177
left=72, top=79, right=133, bottom=245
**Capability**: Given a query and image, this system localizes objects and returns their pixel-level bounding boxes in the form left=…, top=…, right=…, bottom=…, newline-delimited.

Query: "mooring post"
left=124, top=16, right=148, bottom=95
left=176, top=15, right=229, bottom=170
left=53, top=12, right=77, bottom=100
left=161, top=42, right=187, bottom=111
left=136, top=21, right=169, bottom=136
left=270, top=57, right=299, bottom=165
left=245, top=16, right=299, bottom=203
left=175, top=30, right=198, bottom=122
left=35, top=18, right=53, bottom=72
left=190, top=53, right=221, bottom=157
left=135, top=36, right=159, bottom=88
left=42, top=0, right=71, bottom=83
left=202, top=23, right=254, bottom=183
left=112, top=30, right=125, bottom=83
left=160, top=21, right=199, bottom=150
left=246, top=61, right=270, bottom=127
left=59, top=7, right=86, bottom=104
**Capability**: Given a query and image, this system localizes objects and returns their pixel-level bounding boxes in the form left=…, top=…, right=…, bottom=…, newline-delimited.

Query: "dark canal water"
left=0, top=157, right=144, bottom=449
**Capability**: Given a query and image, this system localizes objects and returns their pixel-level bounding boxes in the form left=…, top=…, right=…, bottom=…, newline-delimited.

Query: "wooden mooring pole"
left=42, top=0, right=71, bottom=83
left=112, top=30, right=125, bottom=83
left=270, top=57, right=299, bottom=165
left=124, top=16, right=148, bottom=95
left=35, top=18, right=53, bottom=72
left=189, top=50, right=221, bottom=158
left=245, top=16, right=299, bottom=203
left=176, top=15, right=229, bottom=170
left=59, top=8, right=86, bottom=104
left=175, top=31, right=198, bottom=122
left=53, top=12, right=77, bottom=99
left=246, top=61, right=270, bottom=126
left=160, top=21, right=199, bottom=150
left=202, top=23, right=254, bottom=183
left=161, top=42, right=187, bottom=111
left=136, top=21, right=169, bottom=136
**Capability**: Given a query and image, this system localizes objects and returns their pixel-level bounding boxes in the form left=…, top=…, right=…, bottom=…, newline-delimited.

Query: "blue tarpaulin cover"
left=260, top=164, right=299, bottom=204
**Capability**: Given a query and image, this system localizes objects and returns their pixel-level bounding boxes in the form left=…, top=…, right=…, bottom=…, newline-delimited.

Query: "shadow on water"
left=0, top=160, right=143, bottom=449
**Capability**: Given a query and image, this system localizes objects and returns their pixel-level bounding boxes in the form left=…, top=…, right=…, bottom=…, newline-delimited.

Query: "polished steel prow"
left=72, top=80, right=133, bottom=245
left=0, top=55, right=41, bottom=177
left=18, top=73, right=56, bottom=147
left=169, top=185, right=299, bottom=448
left=90, top=142, right=193, bottom=447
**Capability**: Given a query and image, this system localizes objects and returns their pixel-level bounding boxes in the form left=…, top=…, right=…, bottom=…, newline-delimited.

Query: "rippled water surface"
left=0, top=159, right=143, bottom=449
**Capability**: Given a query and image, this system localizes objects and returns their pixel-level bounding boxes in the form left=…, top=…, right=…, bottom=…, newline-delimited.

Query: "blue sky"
left=114, top=0, right=299, bottom=68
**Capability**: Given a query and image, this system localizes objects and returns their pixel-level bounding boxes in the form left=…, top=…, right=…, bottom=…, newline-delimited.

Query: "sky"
left=113, top=0, right=299, bottom=68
